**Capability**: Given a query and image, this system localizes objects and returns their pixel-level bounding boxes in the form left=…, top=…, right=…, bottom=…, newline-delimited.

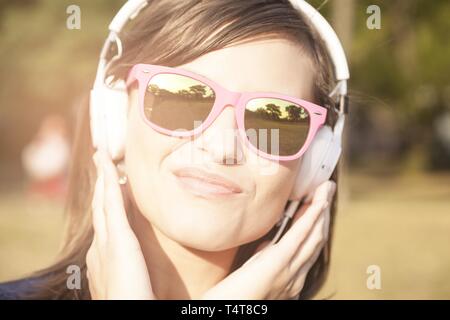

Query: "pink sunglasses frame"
left=126, top=63, right=327, bottom=161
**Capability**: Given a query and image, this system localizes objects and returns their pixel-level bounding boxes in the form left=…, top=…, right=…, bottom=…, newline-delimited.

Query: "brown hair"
left=27, top=0, right=338, bottom=299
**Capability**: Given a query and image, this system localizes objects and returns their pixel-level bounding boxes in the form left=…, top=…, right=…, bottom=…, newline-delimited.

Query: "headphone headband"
left=108, top=0, right=148, bottom=33
left=289, top=0, right=349, bottom=81
left=101, top=0, right=350, bottom=86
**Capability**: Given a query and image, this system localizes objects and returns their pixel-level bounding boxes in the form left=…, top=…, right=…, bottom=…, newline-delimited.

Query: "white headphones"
left=89, top=0, right=349, bottom=243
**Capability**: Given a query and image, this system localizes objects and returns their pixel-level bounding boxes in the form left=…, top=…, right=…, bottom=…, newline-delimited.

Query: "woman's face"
left=125, top=38, right=315, bottom=251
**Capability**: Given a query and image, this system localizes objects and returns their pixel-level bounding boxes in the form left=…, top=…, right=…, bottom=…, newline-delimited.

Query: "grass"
left=317, top=171, right=450, bottom=299
left=1, top=171, right=450, bottom=299
left=0, top=191, right=65, bottom=282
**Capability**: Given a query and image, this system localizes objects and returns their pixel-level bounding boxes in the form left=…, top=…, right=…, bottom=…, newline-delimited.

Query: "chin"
left=157, top=213, right=242, bottom=251
left=168, top=229, right=235, bottom=251
left=162, top=215, right=270, bottom=252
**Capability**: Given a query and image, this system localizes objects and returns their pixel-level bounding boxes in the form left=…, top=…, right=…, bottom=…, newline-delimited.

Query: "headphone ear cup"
left=90, top=80, right=129, bottom=160
left=289, top=125, right=341, bottom=201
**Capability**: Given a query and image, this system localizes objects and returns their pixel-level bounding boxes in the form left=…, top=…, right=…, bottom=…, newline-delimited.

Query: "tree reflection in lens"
left=144, top=73, right=215, bottom=131
left=245, top=98, right=310, bottom=156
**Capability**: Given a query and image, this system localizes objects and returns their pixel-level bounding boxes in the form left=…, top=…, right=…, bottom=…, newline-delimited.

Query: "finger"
left=92, top=152, right=107, bottom=243
left=275, top=200, right=327, bottom=263
left=291, top=224, right=327, bottom=293
left=98, top=150, right=132, bottom=234
left=290, top=205, right=329, bottom=272
left=287, top=183, right=335, bottom=291
left=289, top=244, right=323, bottom=297
left=323, top=181, right=335, bottom=239
left=86, top=267, right=102, bottom=300
left=288, top=180, right=335, bottom=228
left=86, top=242, right=98, bottom=299
left=293, top=179, right=334, bottom=230
left=284, top=213, right=327, bottom=297
left=86, top=268, right=96, bottom=299
left=312, top=180, right=336, bottom=204
left=323, top=205, right=331, bottom=241
left=86, top=236, right=98, bottom=273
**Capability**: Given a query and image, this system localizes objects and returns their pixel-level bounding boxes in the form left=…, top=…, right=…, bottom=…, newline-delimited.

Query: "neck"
left=129, top=205, right=238, bottom=300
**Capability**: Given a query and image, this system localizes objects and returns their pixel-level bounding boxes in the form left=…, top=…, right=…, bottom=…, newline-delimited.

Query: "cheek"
left=125, top=99, right=169, bottom=171
left=124, top=102, right=176, bottom=226
left=240, top=161, right=300, bottom=241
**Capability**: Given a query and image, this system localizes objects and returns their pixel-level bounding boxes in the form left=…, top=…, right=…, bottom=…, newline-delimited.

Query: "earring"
left=116, top=160, right=128, bottom=185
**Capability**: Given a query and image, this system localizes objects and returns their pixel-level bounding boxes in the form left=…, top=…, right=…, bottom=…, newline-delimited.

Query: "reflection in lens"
left=245, top=98, right=310, bottom=156
left=144, top=73, right=215, bottom=131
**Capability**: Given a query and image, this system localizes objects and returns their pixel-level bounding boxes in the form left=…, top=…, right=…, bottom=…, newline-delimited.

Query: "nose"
left=194, top=105, right=244, bottom=165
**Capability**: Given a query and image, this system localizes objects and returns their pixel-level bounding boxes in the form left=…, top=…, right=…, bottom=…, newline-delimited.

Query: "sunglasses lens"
left=144, top=73, right=215, bottom=131
left=244, top=98, right=310, bottom=156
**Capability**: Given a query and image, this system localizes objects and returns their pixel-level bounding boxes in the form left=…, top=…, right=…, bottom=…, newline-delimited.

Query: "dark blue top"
left=0, top=277, right=42, bottom=300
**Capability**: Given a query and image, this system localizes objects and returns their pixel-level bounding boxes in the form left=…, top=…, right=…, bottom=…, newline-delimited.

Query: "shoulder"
left=0, top=276, right=45, bottom=300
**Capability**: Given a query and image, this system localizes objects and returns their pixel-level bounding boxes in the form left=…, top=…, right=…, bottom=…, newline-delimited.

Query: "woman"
left=1, top=0, right=340, bottom=299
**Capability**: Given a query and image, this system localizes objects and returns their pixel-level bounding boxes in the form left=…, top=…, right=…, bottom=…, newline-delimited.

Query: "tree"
left=265, top=104, right=282, bottom=120
left=286, top=105, right=301, bottom=121
left=188, top=85, right=208, bottom=99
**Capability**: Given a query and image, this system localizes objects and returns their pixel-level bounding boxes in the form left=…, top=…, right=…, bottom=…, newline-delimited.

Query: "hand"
left=86, top=149, right=155, bottom=300
left=202, top=180, right=336, bottom=300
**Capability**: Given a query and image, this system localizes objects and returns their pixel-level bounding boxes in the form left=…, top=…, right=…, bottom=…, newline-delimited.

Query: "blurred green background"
left=0, top=0, right=449, bottom=299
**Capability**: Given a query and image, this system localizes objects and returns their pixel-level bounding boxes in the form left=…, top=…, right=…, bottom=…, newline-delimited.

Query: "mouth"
left=172, top=167, right=243, bottom=198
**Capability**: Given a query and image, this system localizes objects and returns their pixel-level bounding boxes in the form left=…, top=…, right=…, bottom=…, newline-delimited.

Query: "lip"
left=172, top=167, right=243, bottom=197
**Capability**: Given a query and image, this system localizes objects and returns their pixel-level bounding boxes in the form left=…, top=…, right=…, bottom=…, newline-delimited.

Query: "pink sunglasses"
left=126, top=63, right=327, bottom=161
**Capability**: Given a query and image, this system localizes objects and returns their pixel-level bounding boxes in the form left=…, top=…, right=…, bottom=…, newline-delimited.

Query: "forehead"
left=177, top=38, right=315, bottom=100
